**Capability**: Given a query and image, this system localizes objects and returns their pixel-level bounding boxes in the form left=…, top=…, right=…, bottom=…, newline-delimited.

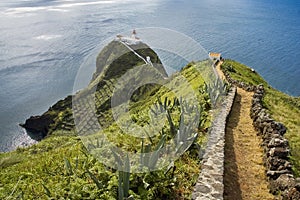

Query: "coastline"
left=1, top=58, right=299, bottom=199
left=4, top=59, right=299, bottom=153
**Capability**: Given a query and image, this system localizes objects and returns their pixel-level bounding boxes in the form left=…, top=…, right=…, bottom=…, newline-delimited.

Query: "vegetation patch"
left=222, top=60, right=300, bottom=176
left=0, top=61, right=213, bottom=199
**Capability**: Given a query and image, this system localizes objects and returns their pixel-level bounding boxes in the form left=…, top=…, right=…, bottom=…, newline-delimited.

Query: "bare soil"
left=223, top=88, right=274, bottom=200
left=215, top=62, right=274, bottom=199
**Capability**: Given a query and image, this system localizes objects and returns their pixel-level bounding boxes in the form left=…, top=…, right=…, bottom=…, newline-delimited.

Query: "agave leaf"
left=149, top=149, right=160, bottom=169
left=86, top=170, right=103, bottom=189
left=144, top=130, right=153, bottom=144
left=75, top=156, right=79, bottom=172
left=154, top=134, right=166, bottom=151
left=149, top=134, right=166, bottom=169
left=64, top=158, right=73, bottom=175
left=164, top=96, right=167, bottom=109
left=166, top=110, right=176, bottom=137
left=123, top=155, right=130, bottom=198
left=42, top=184, right=51, bottom=197
left=111, top=148, right=123, bottom=168
left=140, top=139, right=144, bottom=169
left=165, top=161, right=175, bottom=174
left=143, top=144, right=151, bottom=167
left=118, top=171, right=124, bottom=200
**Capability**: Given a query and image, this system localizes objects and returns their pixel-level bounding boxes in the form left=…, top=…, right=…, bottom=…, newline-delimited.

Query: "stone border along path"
left=192, top=59, right=286, bottom=200
left=222, top=61, right=300, bottom=199
left=192, top=85, right=236, bottom=200
left=223, top=87, right=274, bottom=200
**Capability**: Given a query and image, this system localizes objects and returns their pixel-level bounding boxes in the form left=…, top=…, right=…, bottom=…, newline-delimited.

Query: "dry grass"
left=223, top=88, right=275, bottom=200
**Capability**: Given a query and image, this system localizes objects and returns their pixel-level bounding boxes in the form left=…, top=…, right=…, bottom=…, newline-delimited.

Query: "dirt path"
left=215, top=62, right=274, bottom=199
left=223, top=88, right=274, bottom=200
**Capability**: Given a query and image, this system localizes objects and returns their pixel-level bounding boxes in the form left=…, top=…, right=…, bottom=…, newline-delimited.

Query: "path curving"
left=215, top=61, right=275, bottom=199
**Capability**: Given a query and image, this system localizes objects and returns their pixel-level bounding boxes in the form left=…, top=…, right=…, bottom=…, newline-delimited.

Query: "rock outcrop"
left=20, top=40, right=167, bottom=139
left=20, top=95, right=73, bottom=139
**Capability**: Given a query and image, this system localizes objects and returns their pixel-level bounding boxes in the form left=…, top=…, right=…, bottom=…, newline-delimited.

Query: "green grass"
left=0, top=61, right=211, bottom=199
left=222, top=59, right=300, bottom=176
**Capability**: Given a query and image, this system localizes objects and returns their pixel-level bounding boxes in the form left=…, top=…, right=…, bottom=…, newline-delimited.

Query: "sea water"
left=0, top=0, right=299, bottom=151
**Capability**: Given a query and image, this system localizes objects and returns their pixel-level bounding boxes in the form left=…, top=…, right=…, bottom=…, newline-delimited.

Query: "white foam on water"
left=2, top=0, right=133, bottom=16
left=11, top=128, right=38, bottom=151
left=34, top=34, right=62, bottom=41
left=47, top=8, right=69, bottom=12
left=57, top=1, right=115, bottom=8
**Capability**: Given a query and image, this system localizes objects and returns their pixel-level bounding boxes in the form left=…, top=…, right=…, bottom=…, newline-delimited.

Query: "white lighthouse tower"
left=131, top=29, right=137, bottom=40
left=116, top=29, right=141, bottom=45
left=131, top=29, right=140, bottom=44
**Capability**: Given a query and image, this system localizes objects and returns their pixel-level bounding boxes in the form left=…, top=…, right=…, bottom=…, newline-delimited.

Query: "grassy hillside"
left=0, top=60, right=213, bottom=199
left=221, top=60, right=300, bottom=176
left=20, top=40, right=167, bottom=138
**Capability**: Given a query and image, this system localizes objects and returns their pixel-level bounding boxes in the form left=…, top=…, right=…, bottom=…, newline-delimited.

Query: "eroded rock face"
left=20, top=114, right=54, bottom=139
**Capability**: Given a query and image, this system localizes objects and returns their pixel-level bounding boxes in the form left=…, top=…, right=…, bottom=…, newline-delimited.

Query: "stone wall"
left=224, top=68, right=300, bottom=199
left=192, top=87, right=236, bottom=200
left=223, top=70, right=257, bottom=92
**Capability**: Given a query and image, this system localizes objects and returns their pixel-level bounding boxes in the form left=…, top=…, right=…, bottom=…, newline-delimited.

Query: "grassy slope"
left=222, top=60, right=300, bottom=176
left=0, top=62, right=210, bottom=200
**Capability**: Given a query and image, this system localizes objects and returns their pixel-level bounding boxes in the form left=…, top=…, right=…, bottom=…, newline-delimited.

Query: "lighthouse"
left=132, top=29, right=137, bottom=39
left=115, top=29, right=141, bottom=45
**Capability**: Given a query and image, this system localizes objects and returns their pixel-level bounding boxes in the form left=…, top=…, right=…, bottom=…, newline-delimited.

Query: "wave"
left=34, top=34, right=62, bottom=40
left=1, top=0, right=141, bottom=16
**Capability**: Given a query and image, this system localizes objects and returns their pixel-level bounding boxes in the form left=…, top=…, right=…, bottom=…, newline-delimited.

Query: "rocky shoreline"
left=19, top=95, right=74, bottom=140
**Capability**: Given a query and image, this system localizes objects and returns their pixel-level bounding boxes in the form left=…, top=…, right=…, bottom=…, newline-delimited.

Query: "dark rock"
left=20, top=114, right=54, bottom=139
left=266, top=157, right=292, bottom=171
left=287, top=188, right=300, bottom=200
left=267, top=170, right=292, bottom=180
left=295, top=183, right=300, bottom=191
left=268, top=138, right=289, bottom=148
left=268, top=147, right=289, bottom=159
left=269, top=174, right=295, bottom=194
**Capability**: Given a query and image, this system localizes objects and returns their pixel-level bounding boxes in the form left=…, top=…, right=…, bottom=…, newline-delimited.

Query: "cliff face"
left=20, top=40, right=167, bottom=139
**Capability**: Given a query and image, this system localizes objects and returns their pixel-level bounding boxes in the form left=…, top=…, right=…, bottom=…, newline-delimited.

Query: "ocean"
left=0, top=0, right=299, bottom=152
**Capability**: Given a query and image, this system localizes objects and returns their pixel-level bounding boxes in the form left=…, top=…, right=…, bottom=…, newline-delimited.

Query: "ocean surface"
left=0, top=0, right=299, bottom=152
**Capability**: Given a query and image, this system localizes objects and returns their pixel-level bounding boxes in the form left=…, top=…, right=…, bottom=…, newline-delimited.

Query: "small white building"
left=115, top=29, right=141, bottom=45
left=209, top=52, right=222, bottom=61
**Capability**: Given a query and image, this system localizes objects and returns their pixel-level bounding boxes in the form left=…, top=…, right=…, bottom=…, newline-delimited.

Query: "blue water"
left=0, top=0, right=299, bottom=152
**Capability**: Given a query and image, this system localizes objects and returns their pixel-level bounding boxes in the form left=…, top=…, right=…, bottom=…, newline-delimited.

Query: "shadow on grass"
left=223, top=92, right=243, bottom=200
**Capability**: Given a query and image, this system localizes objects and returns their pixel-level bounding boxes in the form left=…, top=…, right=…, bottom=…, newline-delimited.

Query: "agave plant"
left=206, top=77, right=227, bottom=107
left=110, top=149, right=131, bottom=200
